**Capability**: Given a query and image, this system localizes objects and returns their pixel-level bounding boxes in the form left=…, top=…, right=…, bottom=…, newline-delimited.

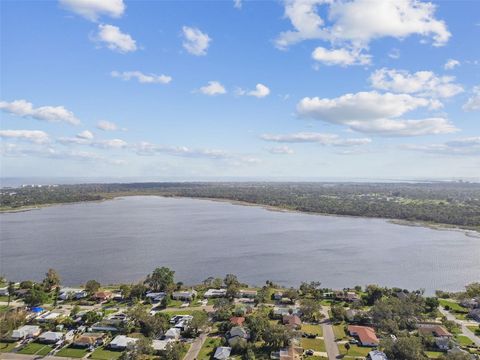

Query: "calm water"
left=1, top=196, right=479, bottom=293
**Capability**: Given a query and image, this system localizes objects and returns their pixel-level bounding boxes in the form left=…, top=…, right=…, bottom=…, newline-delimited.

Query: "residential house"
left=109, top=335, right=137, bottom=351
left=146, top=292, right=166, bottom=303
left=417, top=324, right=453, bottom=338
left=273, top=292, right=283, bottom=301
left=164, top=327, right=181, bottom=340
left=272, top=306, right=301, bottom=318
left=93, top=291, right=113, bottom=302
left=335, top=291, right=360, bottom=302
left=204, top=289, right=227, bottom=298
left=271, top=345, right=303, bottom=360
left=172, top=289, right=197, bottom=301
left=152, top=339, right=173, bottom=353
left=58, top=288, right=87, bottom=301
left=283, top=314, right=302, bottom=329
left=72, top=333, right=105, bottom=348
left=228, top=326, right=249, bottom=346
left=368, top=350, right=388, bottom=360
left=230, top=317, right=245, bottom=326
left=11, top=325, right=42, bottom=340
left=0, top=287, right=9, bottom=296
left=468, top=308, right=480, bottom=322
left=347, top=325, right=379, bottom=347
left=38, top=331, right=64, bottom=344
left=460, top=298, right=479, bottom=309
left=91, top=319, right=124, bottom=332
left=435, top=337, right=451, bottom=351
left=237, top=289, right=257, bottom=298
left=214, top=346, right=232, bottom=360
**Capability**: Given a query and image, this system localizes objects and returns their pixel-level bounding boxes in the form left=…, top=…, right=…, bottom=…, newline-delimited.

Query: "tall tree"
left=7, top=282, right=15, bottom=306
left=43, top=268, right=61, bottom=292
left=85, top=280, right=101, bottom=295
left=145, top=267, right=175, bottom=292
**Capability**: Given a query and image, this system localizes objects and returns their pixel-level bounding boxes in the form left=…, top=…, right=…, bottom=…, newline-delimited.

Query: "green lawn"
left=0, top=342, right=17, bottom=353
left=304, top=356, right=328, bottom=360
left=56, top=346, right=89, bottom=358
left=301, top=338, right=326, bottom=352
left=455, top=335, right=474, bottom=346
left=18, top=342, right=53, bottom=356
left=425, top=351, right=445, bottom=359
left=439, top=300, right=468, bottom=313
left=302, top=324, right=323, bottom=336
left=90, top=346, right=124, bottom=360
left=333, top=325, right=347, bottom=340
left=339, top=344, right=371, bottom=357
left=197, top=336, right=223, bottom=360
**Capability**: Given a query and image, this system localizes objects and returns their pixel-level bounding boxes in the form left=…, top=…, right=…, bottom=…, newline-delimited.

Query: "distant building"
left=11, top=325, right=41, bottom=340
left=172, top=289, right=197, bottom=301
left=204, top=289, right=227, bottom=298
left=92, top=291, right=113, bottom=302
left=237, top=289, right=257, bottom=298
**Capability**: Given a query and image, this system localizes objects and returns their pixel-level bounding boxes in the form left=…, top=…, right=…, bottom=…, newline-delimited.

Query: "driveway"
left=183, top=332, right=208, bottom=360
left=439, top=306, right=480, bottom=347
left=320, top=306, right=340, bottom=360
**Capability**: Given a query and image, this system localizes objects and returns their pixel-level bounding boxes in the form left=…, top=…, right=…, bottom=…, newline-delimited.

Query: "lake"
left=0, top=196, right=479, bottom=293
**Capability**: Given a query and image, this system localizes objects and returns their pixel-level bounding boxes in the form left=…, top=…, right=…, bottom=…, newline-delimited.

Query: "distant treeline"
left=1, top=182, right=479, bottom=230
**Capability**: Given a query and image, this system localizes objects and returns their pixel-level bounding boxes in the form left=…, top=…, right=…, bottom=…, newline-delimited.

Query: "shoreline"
left=1, top=193, right=479, bottom=236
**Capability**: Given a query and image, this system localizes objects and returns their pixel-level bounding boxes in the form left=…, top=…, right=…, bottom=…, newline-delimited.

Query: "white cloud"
left=370, top=68, right=463, bottom=98
left=463, top=86, right=480, bottom=111
left=238, top=83, right=271, bottom=98
left=96, top=120, right=118, bottom=131
left=444, top=59, right=460, bottom=70
left=276, top=0, right=450, bottom=64
left=0, top=99, right=80, bottom=125
left=135, top=142, right=229, bottom=159
left=312, top=46, right=371, bottom=66
left=266, top=146, right=295, bottom=154
left=388, top=48, right=400, bottom=59
left=262, top=132, right=372, bottom=146
left=59, top=0, right=125, bottom=21
left=182, top=26, right=211, bottom=56
left=95, top=24, right=137, bottom=53
left=233, top=0, right=242, bottom=9
left=94, top=138, right=128, bottom=149
left=77, top=130, right=94, bottom=140
left=0, top=130, right=50, bottom=144
left=197, top=81, right=227, bottom=96
left=297, top=91, right=457, bottom=136
left=403, top=137, right=480, bottom=156
left=111, top=70, right=172, bottom=84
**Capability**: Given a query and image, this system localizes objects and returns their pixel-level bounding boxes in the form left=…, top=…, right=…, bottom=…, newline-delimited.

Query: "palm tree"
left=7, top=282, right=15, bottom=306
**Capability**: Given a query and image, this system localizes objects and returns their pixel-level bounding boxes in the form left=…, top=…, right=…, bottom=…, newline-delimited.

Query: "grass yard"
left=0, top=341, right=17, bottom=353
left=456, top=335, right=474, bottom=346
left=301, top=338, right=326, bottom=352
left=339, top=344, right=371, bottom=357
left=301, top=324, right=323, bottom=336
left=18, top=342, right=53, bottom=356
left=304, top=356, right=328, bottom=360
left=56, top=346, right=89, bottom=358
left=425, top=351, right=445, bottom=359
left=333, top=325, right=347, bottom=340
left=90, top=346, right=124, bottom=360
left=439, top=300, right=468, bottom=313
left=197, top=336, right=223, bottom=360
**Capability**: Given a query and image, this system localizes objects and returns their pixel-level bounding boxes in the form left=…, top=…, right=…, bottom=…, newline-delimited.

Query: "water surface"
left=1, top=196, right=478, bottom=293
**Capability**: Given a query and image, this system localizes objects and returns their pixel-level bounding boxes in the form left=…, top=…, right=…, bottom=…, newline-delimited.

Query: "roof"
left=229, top=326, right=248, bottom=339
left=110, top=335, right=137, bottom=348
left=204, top=289, right=227, bottom=297
left=283, top=315, right=301, bottom=327
left=165, top=327, right=181, bottom=338
left=214, top=346, right=232, bottom=360
left=348, top=325, right=379, bottom=345
left=418, top=324, right=452, bottom=337
left=230, top=317, right=245, bottom=326
left=74, top=333, right=105, bottom=345
left=368, top=350, right=388, bottom=360
left=152, top=339, right=173, bottom=351
left=279, top=345, right=303, bottom=360
left=39, top=331, right=63, bottom=340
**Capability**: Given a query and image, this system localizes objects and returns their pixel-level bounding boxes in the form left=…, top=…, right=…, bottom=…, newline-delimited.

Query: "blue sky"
left=1, top=0, right=479, bottom=180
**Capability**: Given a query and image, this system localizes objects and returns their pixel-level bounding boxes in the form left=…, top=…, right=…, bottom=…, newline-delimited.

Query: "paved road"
left=183, top=332, right=208, bottom=360
left=0, top=354, right=76, bottom=360
left=439, top=306, right=480, bottom=347
left=320, top=306, right=340, bottom=360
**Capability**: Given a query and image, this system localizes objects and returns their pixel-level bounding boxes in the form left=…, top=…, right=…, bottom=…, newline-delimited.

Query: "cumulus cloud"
left=58, top=133, right=127, bottom=149
left=237, top=83, right=271, bottom=98
left=312, top=47, right=371, bottom=66
left=370, top=68, right=463, bottom=98
left=59, top=0, right=125, bottom=21
left=111, top=70, right=172, bottom=84
left=444, top=59, right=460, bottom=70
left=94, top=24, right=137, bottom=53
left=96, top=120, right=118, bottom=131
left=77, top=130, right=94, bottom=140
left=0, top=99, right=80, bottom=125
left=197, top=81, right=227, bottom=96
left=182, top=26, right=211, bottom=56
left=403, top=137, right=480, bottom=156
left=296, top=91, right=457, bottom=136
left=0, top=130, right=50, bottom=144
left=262, top=132, right=372, bottom=146
left=463, top=86, right=480, bottom=111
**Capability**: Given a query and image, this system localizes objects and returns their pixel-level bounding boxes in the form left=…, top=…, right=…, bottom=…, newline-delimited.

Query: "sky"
left=1, top=0, right=479, bottom=181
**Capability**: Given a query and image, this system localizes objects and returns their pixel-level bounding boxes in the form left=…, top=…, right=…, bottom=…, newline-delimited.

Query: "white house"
left=11, top=325, right=42, bottom=340
left=152, top=339, right=173, bottom=352
left=172, top=290, right=197, bottom=301
left=204, top=289, right=227, bottom=298
left=146, top=292, right=166, bottom=302
left=38, top=331, right=64, bottom=344
left=109, top=335, right=137, bottom=350
left=0, top=287, right=10, bottom=296
left=237, top=289, right=257, bottom=298
left=214, top=346, right=232, bottom=360
left=368, top=350, right=388, bottom=360
left=58, top=288, right=87, bottom=301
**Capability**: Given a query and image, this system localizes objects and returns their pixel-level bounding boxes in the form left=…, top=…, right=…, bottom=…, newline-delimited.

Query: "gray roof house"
left=214, top=346, right=232, bottom=360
